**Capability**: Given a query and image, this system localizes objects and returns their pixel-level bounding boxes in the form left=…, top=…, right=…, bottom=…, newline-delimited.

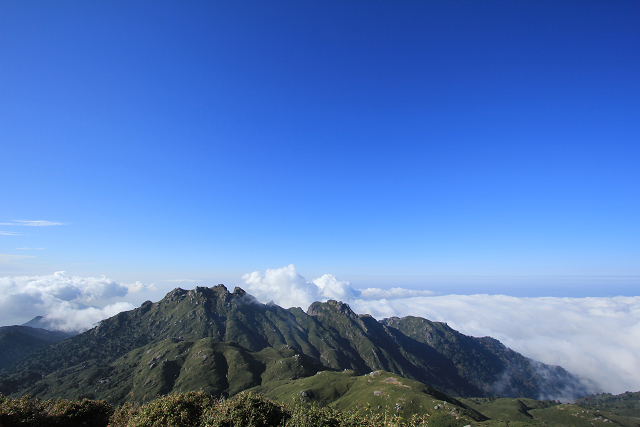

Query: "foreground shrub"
left=1, top=392, right=470, bottom=427
left=0, top=394, right=44, bottom=427
left=202, top=391, right=289, bottom=427
left=112, top=391, right=217, bottom=427
left=107, top=401, right=141, bottom=427
left=285, top=404, right=374, bottom=427
left=45, top=398, right=113, bottom=427
left=0, top=395, right=112, bottom=427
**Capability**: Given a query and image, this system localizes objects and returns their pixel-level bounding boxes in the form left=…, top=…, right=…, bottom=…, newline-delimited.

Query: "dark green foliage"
left=111, top=391, right=216, bottom=427
left=201, top=392, right=288, bottom=427
left=284, top=404, right=343, bottom=427
left=108, top=402, right=141, bottom=427
left=43, top=398, right=113, bottom=427
left=0, top=326, right=73, bottom=372
left=0, top=394, right=43, bottom=426
left=0, top=394, right=112, bottom=427
left=2, top=391, right=640, bottom=427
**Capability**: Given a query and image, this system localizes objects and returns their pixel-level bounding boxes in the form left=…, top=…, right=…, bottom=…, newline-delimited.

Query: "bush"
left=0, top=392, right=464, bottom=427
left=119, top=391, right=217, bottom=427
left=0, top=395, right=112, bottom=427
left=284, top=404, right=341, bottom=427
left=202, top=392, right=289, bottom=427
left=45, top=398, right=113, bottom=427
left=108, top=401, right=141, bottom=427
left=0, top=394, right=44, bottom=427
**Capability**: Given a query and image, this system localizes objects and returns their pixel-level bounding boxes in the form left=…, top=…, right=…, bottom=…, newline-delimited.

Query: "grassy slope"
left=250, top=369, right=487, bottom=422
left=576, top=392, right=640, bottom=419
left=462, top=398, right=640, bottom=427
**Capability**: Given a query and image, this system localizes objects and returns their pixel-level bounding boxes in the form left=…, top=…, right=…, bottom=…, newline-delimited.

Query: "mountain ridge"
left=0, top=285, right=596, bottom=404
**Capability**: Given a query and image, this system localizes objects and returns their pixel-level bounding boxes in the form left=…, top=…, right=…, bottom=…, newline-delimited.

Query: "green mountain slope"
left=576, top=391, right=640, bottom=418
left=462, top=397, right=640, bottom=427
left=0, top=285, right=596, bottom=404
left=382, top=316, right=594, bottom=401
left=0, top=326, right=74, bottom=372
left=250, top=369, right=488, bottom=421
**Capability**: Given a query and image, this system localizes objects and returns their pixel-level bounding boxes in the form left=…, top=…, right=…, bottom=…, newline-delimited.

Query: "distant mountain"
left=21, top=316, right=58, bottom=331
left=0, top=285, right=596, bottom=404
left=0, top=325, right=74, bottom=371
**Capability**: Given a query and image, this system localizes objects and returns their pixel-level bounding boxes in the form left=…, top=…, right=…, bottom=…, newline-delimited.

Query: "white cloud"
left=0, top=272, right=154, bottom=331
left=242, top=265, right=640, bottom=395
left=0, top=220, right=65, bottom=226
left=243, top=264, right=321, bottom=309
left=127, top=281, right=159, bottom=292
left=312, top=274, right=361, bottom=300
left=0, top=231, right=20, bottom=236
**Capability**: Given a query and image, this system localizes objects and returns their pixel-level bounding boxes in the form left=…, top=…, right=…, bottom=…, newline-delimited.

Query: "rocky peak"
left=307, top=300, right=357, bottom=318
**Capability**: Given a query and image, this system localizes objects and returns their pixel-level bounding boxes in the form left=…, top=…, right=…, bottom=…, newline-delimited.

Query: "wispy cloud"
left=0, top=220, right=65, bottom=227
left=243, top=265, right=640, bottom=396
left=0, top=272, right=156, bottom=331
left=0, top=254, right=35, bottom=261
left=0, top=231, right=20, bottom=236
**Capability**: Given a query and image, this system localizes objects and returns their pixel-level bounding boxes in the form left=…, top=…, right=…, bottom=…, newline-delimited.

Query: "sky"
left=1, top=1, right=639, bottom=395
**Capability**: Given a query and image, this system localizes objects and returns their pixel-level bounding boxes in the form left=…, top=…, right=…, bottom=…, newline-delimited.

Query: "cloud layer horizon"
left=1, top=266, right=638, bottom=396
left=243, top=265, right=640, bottom=396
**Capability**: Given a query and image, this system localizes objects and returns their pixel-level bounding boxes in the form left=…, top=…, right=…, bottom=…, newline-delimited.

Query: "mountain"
left=0, top=285, right=596, bottom=404
left=21, top=316, right=55, bottom=330
left=0, top=325, right=74, bottom=372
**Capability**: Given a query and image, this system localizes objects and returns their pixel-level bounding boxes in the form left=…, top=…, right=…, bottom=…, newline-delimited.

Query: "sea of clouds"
left=243, top=265, right=640, bottom=396
left=1, top=266, right=638, bottom=396
left=0, top=271, right=156, bottom=332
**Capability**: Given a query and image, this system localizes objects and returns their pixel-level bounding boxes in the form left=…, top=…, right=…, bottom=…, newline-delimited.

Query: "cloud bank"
left=2, top=266, right=636, bottom=395
left=243, top=265, right=640, bottom=395
left=242, top=264, right=361, bottom=309
left=0, top=272, right=156, bottom=332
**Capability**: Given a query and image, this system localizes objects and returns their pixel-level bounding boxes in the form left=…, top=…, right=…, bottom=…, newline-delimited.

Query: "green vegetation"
left=0, top=326, right=73, bottom=372
left=0, top=394, right=112, bottom=427
left=576, top=392, right=640, bottom=418
left=250, top=369, right=486, bottom=421
left=2, top=390, right=639, bottom=427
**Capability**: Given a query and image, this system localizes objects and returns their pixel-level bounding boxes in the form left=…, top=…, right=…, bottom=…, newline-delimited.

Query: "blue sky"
left=1, top=0, right=639, bottom=296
